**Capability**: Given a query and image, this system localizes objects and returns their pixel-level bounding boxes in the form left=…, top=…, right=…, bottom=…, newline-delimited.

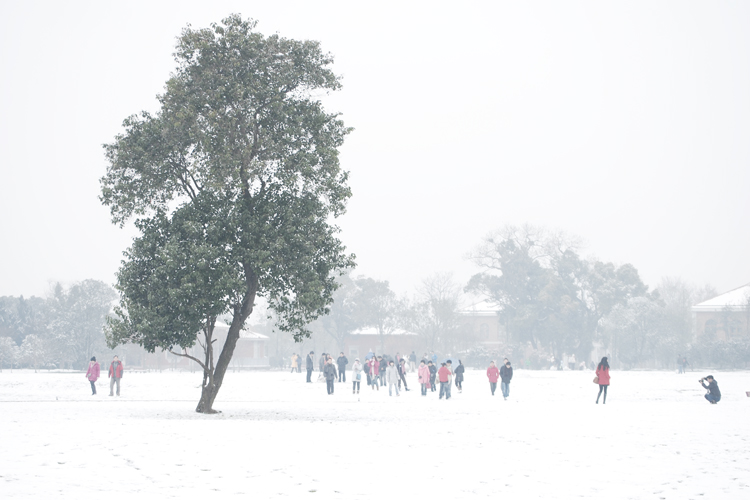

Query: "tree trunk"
left=195, top=270, right=258, bottom=413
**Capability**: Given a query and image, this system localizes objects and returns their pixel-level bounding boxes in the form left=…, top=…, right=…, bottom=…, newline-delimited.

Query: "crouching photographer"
left=699, top=375, right=721, bottom=404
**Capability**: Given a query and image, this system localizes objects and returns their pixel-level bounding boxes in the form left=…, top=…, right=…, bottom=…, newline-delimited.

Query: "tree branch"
left=169, top=349, right=207, bottom=371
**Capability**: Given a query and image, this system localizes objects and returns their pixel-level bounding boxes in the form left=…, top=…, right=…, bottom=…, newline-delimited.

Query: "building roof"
left=459, top=299, right=501, bottom=317
left=692, top=283, right=750, bottom=312
left=213, top=324, right=269, bottom=340
left=349, top=327, right=417, bottom=336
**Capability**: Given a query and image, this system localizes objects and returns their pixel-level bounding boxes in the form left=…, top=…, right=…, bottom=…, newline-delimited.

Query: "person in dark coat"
left=337, top=352, right=348, bottom=383
left=428, top=361, right=437, bottom=392
left=378, top=356, right=387, bottom=387
left=700, top=375, right=721, bottom=404
left=454, top=360, right=465, bottom=393
left=595, top=357, right=610, bottom=404
left=306, top=351, right=315, bottom=383
left=500, top=358, right=513, bottom=400
left=323, top=358, right=337, bottom=395
left=409, top=351, right=417, bottom=372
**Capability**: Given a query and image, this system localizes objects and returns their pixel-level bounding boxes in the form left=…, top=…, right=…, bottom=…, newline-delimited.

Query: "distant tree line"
left=0, top=280, right=116, bottom=371
left=263, top=224, right=745, bottom=371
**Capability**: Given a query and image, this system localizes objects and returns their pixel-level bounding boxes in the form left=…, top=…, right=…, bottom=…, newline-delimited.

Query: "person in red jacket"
left=438, top=363, right=452, bottom=400
left=368, top=357, right=380, bottom=391
left=486, top=360, right=500, bottom=395
left=108, top=355, right=124, bottom=396
left=595, top=357, right=610, bottom=404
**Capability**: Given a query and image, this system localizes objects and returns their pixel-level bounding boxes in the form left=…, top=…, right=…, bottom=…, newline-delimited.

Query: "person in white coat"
left=351, top=358, right=363, bottom=394
left=386, top=360, right=400, bottom=396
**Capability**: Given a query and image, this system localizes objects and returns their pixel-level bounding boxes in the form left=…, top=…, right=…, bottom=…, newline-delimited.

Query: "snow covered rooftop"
left=349, top=327, right=417, bottom=336
left=459, top=299, right=501, bottom=317
left=691, top=283, right=750, bottom=312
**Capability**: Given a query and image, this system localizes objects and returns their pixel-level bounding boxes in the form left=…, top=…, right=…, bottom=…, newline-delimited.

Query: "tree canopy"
left=467, top=225, right=648, bottom=360
left=101, top=15, right=354, bottom=412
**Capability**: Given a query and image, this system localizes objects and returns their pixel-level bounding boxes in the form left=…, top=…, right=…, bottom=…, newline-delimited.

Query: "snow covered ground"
left=1, top=368, right=748, bottom=499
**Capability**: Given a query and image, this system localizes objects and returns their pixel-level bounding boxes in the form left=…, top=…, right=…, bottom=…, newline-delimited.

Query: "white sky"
left=1, top=1, right=748, bottom=299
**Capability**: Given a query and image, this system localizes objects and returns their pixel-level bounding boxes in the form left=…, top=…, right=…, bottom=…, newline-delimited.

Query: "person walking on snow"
left=595, top=357, right=610, bottom=404
left=487, top=361, right=500, bottom=395
left=378, top=356, right=387, bottom=387
left=428, top=361, right=437, bottom=392
left=368, top=357, right=380, bottom=390
left=454, top=360, right=465, bottom=393
left=290, top=353, right=299, bottom=373
left=500, top=359, right=513, bottom=400
left=409, top=351, right=417, bottom=372
left=398, top=358, right=410, bottom=391
left=418, top=360, right=430, bottom=395
left=108, top=355, right=123, bottom=396
left=324, top=358, right=337, bottom=395
left=86, top=356, right=100, bottom=395
left=386, top=360, right=400, bottom=396
left=351, top=358, right=363, bottom=394
left=306, top=351, right=314, bottom=383
left=337, top=352, right=348, bottom=383
left=438, top=363, right=452, bottom=399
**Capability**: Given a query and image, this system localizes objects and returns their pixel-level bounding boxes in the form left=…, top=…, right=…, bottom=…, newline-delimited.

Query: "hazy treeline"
left=2, top=225, right=747, bottom=372
left=0, top=280, right=116, bottom=371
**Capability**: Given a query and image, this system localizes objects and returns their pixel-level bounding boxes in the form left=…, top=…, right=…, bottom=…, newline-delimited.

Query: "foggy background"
left=1, top=0, right=748, bottom=299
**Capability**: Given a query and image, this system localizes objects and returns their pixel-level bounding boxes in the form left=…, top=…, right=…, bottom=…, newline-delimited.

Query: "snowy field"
left=1, top=368, right=749, bottom=499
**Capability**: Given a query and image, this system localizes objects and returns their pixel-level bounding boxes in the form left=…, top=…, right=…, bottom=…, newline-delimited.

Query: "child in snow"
left=486, top=361, right=500, bottom=395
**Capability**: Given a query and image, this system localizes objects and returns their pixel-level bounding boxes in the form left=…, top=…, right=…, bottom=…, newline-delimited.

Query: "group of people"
left=297, top=349, right=518, bottom=401
left=84, top=355, right=124, bottom=396
left=298, top=352, right=723, bottom=405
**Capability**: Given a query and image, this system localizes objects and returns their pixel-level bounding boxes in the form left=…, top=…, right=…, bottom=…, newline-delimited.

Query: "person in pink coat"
left=595, top=357, right=610, bottom=404
left=85, top=356, right=100, bottom=395
left=417, top=360, right=431, bottom=396
left=486, top=361, right=500, bottom=396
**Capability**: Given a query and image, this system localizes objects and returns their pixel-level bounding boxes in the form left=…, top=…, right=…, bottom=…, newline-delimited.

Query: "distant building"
left=691, top=283, right=750, bottom=340
left=342, top=327, right=419, bottom=358
left=458, top=300, right=504, bottom=348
